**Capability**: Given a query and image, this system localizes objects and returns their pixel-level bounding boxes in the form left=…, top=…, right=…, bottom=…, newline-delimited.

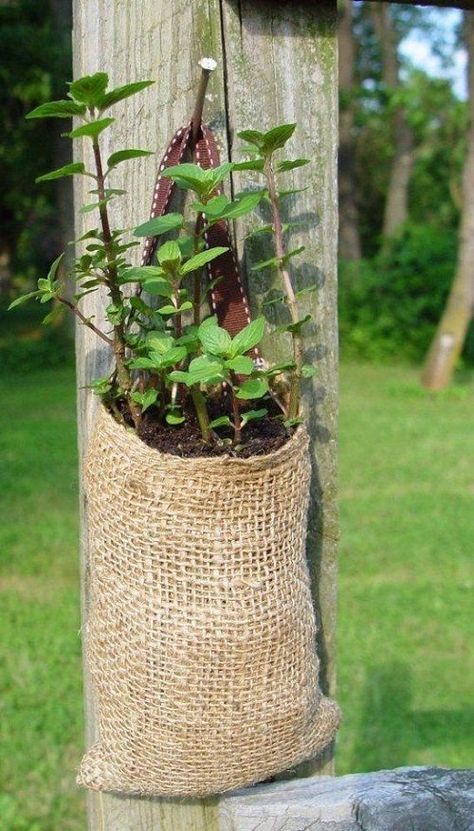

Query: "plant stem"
left=191, top=385, right=211, bottom=442
left=92, top=137, right=141, bottom=427
left=57, top=296, right=113, bottom=346
left=230, top=374, right=242, bottom=445
left=193, top=230, right=202, bottom=327
left=264, top=156, right=303, bottom=420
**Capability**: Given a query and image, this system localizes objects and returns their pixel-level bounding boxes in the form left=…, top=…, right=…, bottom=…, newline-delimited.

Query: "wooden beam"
left=364, top=0, right=474, bottom=9
left=73, top=0, right=338, bottom=827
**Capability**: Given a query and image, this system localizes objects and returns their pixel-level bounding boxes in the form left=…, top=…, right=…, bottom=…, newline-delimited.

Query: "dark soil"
left=120, top=396, right=292, bottom=459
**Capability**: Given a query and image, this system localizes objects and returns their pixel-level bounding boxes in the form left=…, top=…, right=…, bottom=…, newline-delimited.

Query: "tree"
left=369, top=2, right=415, bottom=239
left=339, top=0, right=362, bottom=260
left=421, top=11, right=474, bottom=389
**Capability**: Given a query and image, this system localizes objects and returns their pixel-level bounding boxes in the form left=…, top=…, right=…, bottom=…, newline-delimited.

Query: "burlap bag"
left=77, top=406, right=340, bottom=797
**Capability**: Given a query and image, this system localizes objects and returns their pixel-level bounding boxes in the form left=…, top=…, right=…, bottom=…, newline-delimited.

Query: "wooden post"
left=73, top=1, right=338, bottom=828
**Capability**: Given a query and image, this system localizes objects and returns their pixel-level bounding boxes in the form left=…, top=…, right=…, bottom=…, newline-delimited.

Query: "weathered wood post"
left=73, top=1, right=338, bottom=828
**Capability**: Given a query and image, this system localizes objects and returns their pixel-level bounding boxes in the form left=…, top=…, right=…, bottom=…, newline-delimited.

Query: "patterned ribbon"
left=141, top=122, right=256, bottom=343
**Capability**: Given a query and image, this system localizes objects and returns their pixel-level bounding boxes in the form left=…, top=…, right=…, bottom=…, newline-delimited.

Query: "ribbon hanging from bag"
left=140, top=121, right=257, bottom=345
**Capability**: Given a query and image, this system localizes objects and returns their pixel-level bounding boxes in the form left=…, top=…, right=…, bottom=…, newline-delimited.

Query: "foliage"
left=0, top=0, right=72, bottom=279
left=338, top=222, right=470, bottom=363
left=347, top=2, right=466, bottom=257
left=11, top=75, right=317, bottom=447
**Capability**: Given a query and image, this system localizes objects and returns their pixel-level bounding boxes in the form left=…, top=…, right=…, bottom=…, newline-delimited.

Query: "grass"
left=0, top=361, right=472, bottom=828
left=0, top=366, right=84, bottom=831
left=337, top=362, right=474, bottom=774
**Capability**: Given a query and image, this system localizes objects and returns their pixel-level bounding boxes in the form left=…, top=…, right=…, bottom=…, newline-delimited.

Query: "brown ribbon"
left=142, top=122, right=255, bottom=342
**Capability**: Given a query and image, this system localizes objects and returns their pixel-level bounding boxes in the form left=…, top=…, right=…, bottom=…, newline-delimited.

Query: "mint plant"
left=10, top=73, right=316, bottom=451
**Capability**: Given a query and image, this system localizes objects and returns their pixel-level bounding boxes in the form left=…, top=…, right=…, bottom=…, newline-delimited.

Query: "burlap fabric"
left=77, top=406, right=340, bottom=797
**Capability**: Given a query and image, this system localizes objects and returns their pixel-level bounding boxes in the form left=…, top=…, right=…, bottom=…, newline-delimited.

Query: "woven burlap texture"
left=77, top=406, right=340, bottom=797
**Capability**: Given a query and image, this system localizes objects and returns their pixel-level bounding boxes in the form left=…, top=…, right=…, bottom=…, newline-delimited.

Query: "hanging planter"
left=15, top=66, right=340, bottom=798
left=76, top=406, right=339, bottom=796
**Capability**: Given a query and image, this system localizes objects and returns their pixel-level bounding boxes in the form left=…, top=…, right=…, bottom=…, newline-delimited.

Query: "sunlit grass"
left=337, top=362, right=474, bottom=773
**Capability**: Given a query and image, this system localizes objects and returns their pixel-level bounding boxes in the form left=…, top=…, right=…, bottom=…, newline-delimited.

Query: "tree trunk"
left=73, top=1, right=339, bottom=827
left=421, top=11, right=474, bottom=390
left=338, top=0, right=361, bottom=260
left=370, top=3, right=414, bottom=238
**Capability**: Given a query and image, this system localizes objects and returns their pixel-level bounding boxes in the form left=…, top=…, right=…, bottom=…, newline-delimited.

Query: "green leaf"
left=262, top=123, right=296, bottom=154
left=181, top=246, right=228, bottom=275
left=143, top=279, right=174, bottom=297
left=161, top=163, right=207, bottom=192
left=69, top=73, right=109, bottom=105
left=210, top=191, right=264, bottom=222
left=209, top=415, right=232, bottom=429
left=46, top=253, right=65, bottom=283
left=157, top=302, right=192, bottom=316
left=129, top=297, right=152, bottom=316
left=169, top=355, right=224, bottom=386
left=36, top=162, right=86, bottom=182
left=8, top=291, right=40, bottom=310
left=90, top=376, right=113, bottom=395
left=146, top=332, right=174, bottom=353
left=198, top=319, right=232, bottom=356
left=241, top=407, right=267, bottom=426
left=302, top=364, right=316, bottom=378
left=188, top=355, right=225, bottom=384
left=97, top=80, right=154, bottom=111
left=158, top=240, right=181, bottom=269
left=250, top=255, right=279, bottom=272
left=128, top=357, right=156, bottom=370
left=26, top=100, right=87, bottom=119
left=277, top=159, right=310, bottom=172
left=192, top=194, right=229, bottom=216
left=106, top=302, right=126, bottom=325
left=264, top=360, right=295, bottom=376
left=157, top=304, right=179, bottom=316
left=175, top=327, right=200, bottom=352
left=276, top=314, right=312, bottom=335
left=133, top=213, right=184, bottom=237
left=236, top=378, right=269, bottom=400
left=283, top=246, right=305, bottom=264
left=225, top=355, right=254, bottom=375
left=203, top=162, right=234, bottom=192
left=232, top=159, right=265, bottom=172
left=80, top=202, right=102, bottom=214
left=152, top=346, right=187, bottom=366
left=166, top=410, right=185, bottom=425
left=262, top=293, right=285, bottom=307
left=42, top=305, right=64, bottom=326
left=131, top=389, right=158, bottom=412
left=283, top=416, right=304, bottom=428
left=119, top=265, right=165, bottom=283
left=167, top=370, right=189, bottom=384
left=68, top=118, right=114, bottom=140
left=107, top=148, right=153, bottom=168
left=230, top=317, right=265, bottom=357
left=237, top=129, right=264, bottom=148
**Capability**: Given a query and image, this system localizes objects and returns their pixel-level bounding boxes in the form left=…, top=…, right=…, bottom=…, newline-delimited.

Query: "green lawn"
left=337, top=363, right=474, bottom=774
left=0, top=362, right=472, bottom=829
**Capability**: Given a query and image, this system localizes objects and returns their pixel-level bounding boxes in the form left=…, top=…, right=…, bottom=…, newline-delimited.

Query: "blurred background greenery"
left=0, top=2, right=473, bottom=829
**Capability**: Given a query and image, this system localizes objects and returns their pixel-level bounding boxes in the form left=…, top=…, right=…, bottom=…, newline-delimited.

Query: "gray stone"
left=219, top=766, right=474, bottom=831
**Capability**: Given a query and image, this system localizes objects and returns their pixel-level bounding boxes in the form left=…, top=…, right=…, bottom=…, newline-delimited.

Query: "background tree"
left=339, top=0, right=362, bottom=260
left=422, top=10, right=474, bottom=389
